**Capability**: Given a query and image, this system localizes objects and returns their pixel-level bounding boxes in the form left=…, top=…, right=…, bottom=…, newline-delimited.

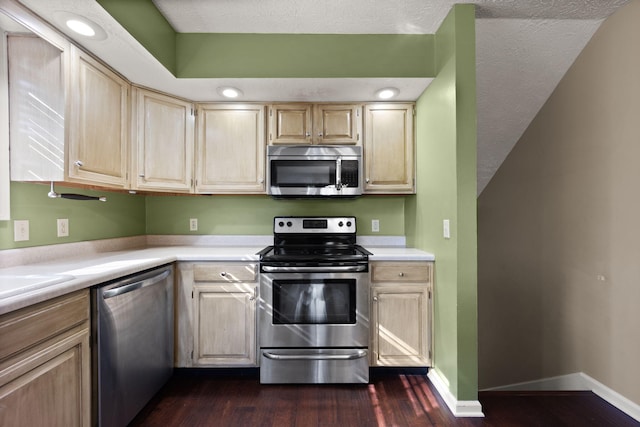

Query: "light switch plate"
left=443, top=219, right=450, bottom=239
left=371, top=219, right=380, bottom=233
left=189, top=218, right=198, bottom=231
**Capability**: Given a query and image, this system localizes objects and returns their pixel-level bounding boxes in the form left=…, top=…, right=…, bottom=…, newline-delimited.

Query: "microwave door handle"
left=336, top=157, right=342, bottom=190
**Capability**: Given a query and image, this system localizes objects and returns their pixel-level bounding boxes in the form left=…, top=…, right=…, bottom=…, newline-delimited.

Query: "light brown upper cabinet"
left=67, top=46, right=129, bottom=188
left=131, top=88, right=195, bottom=193
left=268, top=103, right=362, bottom=145
left=363, top=103, right=415, bottom=194
left=195, top=104, right=266, bottom=193
left=7, top=34, right=68, bottom=182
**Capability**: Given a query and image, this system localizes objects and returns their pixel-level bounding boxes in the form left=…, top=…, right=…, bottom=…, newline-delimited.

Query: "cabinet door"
left=193, top=284, right=257, bottom=366
left=132, top=88, right=194, bottom=192
left=0, top=291, right=90, bottom=426
left=196, top=104, right=266, bottom=193
left=364, top=103, right=414, bottom=193
left=314, top=104, right=361, bottom=145
left=8, top=35, right=67, bottom=182
left=268, top=103, right=312, bottom=145
left=68, top=47, right=129, bottom=187
left=0, top=330, right=90, bottom=427
left=371, top=285, right=430, bottom=366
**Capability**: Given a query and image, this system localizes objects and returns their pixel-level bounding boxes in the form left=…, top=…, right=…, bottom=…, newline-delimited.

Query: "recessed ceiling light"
left=375, top=88, right=399, bottom=100
left=66, top=19, right=95, bottom=37
left=218, top=87, right=243, bottom=99
left=53, top=12, right=108, bottom=41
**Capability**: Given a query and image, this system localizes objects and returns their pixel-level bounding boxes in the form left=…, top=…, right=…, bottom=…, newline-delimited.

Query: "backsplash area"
left=1, top=182, right=408, bottom=250
left=144, top=194, right=407, bottom=236
left=0, top=182, right=146, bottom=250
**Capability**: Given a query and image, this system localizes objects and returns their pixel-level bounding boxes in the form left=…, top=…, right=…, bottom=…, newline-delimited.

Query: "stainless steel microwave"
left=267, top=145, right=362, bottom=198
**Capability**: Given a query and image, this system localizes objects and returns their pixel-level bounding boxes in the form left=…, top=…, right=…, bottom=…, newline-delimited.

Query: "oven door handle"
left=261, top=265, right=367, bottom=273
left=262, top=350, right=368, bottom=361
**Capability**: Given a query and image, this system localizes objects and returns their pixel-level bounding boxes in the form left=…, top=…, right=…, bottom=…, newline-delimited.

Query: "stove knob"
left=278, top=221, right=284, bottom=227
left=286, top=221, right=292, bottom=227
left=338, top=221, right=344, bottom=227
left=346, top=221, right=352, bottom=227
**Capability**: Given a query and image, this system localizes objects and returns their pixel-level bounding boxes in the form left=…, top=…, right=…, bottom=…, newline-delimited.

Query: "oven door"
left=259, top=271, right=369, bottom=348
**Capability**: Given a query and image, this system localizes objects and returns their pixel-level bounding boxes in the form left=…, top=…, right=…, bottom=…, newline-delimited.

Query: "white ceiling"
left=11, top=0, right=631, bottom=194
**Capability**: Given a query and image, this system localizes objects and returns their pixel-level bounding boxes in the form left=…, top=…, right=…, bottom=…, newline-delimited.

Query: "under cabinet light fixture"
left=375, top=87, right=399, bottom=100
left=217, top=87, right=243, bottom=99
left=48, top=182, right=106, bottom=202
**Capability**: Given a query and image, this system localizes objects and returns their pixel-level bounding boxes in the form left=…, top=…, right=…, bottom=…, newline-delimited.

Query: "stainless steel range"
left=257, top=216, right=371, bottom=384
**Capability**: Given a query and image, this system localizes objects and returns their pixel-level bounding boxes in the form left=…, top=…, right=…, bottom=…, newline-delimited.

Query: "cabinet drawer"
left=0, top=290, right=89, bottom=361
left=371, top=262, right=431, bottom=283
left=193, top=263, right=257, bottom=283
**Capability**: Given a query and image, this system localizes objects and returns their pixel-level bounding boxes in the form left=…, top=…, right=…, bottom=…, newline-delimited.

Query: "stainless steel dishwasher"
left=92, top=264, right=174, bottom=427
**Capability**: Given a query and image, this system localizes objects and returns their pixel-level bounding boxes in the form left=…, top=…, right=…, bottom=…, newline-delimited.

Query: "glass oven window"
left=271, top=160, right=336, bottom=187
left=272, top=279, right=356, bottom=324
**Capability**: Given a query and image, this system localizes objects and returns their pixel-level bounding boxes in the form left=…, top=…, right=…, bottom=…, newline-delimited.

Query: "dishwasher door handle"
left=102, top=269, right=171, bottom=299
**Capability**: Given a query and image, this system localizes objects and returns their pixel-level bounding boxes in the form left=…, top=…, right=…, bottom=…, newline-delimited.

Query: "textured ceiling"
left=153, top=0, right=628, bottom=32
left=10, top=0, right=632, bottom=194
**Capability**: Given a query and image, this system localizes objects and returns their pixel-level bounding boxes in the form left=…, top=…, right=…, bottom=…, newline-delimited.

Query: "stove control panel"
left=274, top=216, right=356, bottom=234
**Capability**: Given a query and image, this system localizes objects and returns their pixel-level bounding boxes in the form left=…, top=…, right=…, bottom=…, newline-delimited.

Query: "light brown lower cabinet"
left=176, top=262, right=258, bottom=367
left=0, top=290, right=91, bottom=426
left=370, top=262, right=433, bottom=367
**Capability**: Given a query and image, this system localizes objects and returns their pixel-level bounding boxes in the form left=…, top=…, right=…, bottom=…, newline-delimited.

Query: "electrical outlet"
left=189, top=218, right=198, bottom=231
left=371, top=219, right=380, bottom=233
left=443, top=219, right=450, bottom=239
left=57, top=218, right=69, bottom=237
left=14, top=220, right=29, bottom=242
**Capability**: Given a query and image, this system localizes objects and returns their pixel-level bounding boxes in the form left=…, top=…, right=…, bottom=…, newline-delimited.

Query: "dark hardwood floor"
left=130, top=372, right=639, bottom=427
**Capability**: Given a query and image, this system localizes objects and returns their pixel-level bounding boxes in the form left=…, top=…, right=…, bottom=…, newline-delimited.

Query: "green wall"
left=145, top=195, right=406, bottom=236
left=96, top=0, right=435, bottom=79
left=0, top=183, right=406, bottom=250
left=0, top=182, right=146, bottom=250
left=406, top=4, right=478, bottom=401
left=175, top=34, right=433, bottom=78
left=96, top=0, right=176, bottom=73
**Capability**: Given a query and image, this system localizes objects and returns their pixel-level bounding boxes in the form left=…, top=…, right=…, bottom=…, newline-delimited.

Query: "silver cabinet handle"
left=138, top=174, right=145, bottom=178
left=305, top=132, right=311, bottom=137
left=263, top=350, right=367, bottom=361
left=249, top=287, right=258, bottom=301
left=75, top=160, right=83, bottom=167
left=399, top=272, right=405, bottom=277
left=318, top=132, right=323, bottom=137
left=373, top=296, right=378, bottom=302
left=365, top=178, right=370, bottom=183
left=220, top=272, right=227, bottom=277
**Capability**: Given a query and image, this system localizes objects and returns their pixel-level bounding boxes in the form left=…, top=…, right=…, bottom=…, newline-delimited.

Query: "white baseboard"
left=427, top=370, right=484, bottom=417
left=581, top=373, right=640, bottom=422
left=481, top=372, right=588, bottom=392
left=482, top=372, right=640, bottom=422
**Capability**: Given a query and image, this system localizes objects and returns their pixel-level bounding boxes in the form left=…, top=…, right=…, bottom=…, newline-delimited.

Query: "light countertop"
left=0, top=244, right=434, bottom=315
